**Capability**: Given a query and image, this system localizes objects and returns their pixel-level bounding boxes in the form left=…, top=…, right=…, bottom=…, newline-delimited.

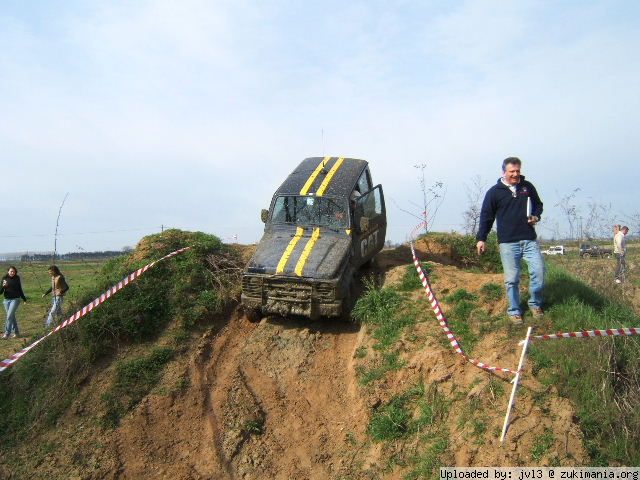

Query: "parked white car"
left=542, top=245, right=565, bottom=255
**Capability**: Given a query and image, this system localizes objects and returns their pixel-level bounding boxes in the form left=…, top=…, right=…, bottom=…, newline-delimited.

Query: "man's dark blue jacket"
left=476, top=175, right=543, bottom=244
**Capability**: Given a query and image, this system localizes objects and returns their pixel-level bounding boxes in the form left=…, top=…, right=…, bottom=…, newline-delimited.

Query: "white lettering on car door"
left=360, top=230, right=379, bottom=257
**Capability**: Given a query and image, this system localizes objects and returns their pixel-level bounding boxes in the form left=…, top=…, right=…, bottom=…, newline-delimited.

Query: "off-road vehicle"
left=579, top=243, right=612, bottom=259
left=542, top=245, right=565, bottom=255
left=241, top=156, right=387, bottom=319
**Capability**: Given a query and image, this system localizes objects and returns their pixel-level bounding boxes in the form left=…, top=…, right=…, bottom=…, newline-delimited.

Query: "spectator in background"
left=42, top=265, right=69, bottom=328
left=476, top=157, right=544, bottom=325
left=614, top=226, right=629, bottom=284
left=1, top=266, right=28, bottom=339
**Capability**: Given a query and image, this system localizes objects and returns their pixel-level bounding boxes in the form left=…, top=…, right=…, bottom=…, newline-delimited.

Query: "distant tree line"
left=21, top=251, right=127, bottom=262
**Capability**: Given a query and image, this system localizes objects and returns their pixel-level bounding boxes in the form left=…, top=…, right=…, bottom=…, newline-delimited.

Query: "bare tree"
left=555, top=188, right=581, bottom=240
left=53, top=193, right=70, bottom=261
left=583, top=200, right=614, bottom=240
left=462, top=175, right=486, bottom=236
left=392, top=163, right=446, bottom=237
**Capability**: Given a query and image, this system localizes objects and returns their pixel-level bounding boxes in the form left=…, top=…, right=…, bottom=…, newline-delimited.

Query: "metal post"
left=500, top=326, right=533, bottom=443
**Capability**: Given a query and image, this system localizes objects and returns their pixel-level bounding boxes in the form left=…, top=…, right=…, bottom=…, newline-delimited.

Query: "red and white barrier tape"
left=410, top=242, right=517, bottom=376
left=0, top=247, right=191, bottom=373
left=532, top=327, right=640, bottom=341
left=409, top=221, right=427, bottom=242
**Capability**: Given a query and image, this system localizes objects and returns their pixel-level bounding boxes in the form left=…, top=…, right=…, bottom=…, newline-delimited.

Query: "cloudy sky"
left=1, top=0, right=638, bottom=254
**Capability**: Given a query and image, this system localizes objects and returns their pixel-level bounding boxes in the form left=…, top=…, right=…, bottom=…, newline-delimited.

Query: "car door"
left=351, top=185, right=387, bottom=267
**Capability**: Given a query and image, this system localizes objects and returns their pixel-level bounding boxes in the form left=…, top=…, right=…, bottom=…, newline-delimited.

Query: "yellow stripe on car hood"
left=294, top=227, right=321, bottom=277
left=276, top=226, right=304, bottom=274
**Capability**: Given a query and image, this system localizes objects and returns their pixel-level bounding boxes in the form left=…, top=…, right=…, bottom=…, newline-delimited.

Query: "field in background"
left=543, top=240, right=639, bottom=312
left=0, top=259, right=112, bottom=359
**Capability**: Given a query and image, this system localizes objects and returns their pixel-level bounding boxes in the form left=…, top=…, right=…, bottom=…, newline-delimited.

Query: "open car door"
left=352, top=185, right=386, bottom=267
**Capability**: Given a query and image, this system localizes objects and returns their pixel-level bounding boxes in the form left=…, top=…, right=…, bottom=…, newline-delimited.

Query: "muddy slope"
left=0, top=244, right=588, bottom=479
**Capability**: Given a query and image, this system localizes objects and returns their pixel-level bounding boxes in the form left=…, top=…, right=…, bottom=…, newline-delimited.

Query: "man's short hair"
left=622, top=226, right=629, bottom=233
left=502, top=156, right=522, bottom=172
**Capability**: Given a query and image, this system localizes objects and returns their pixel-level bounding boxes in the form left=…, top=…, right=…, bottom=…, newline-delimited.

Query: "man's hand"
left=527, top=215, right=539, bottom=225
left=476, top=241, right=486, bottom=255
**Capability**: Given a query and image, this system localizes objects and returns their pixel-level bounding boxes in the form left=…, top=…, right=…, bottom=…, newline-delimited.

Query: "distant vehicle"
left=542, top=245, right=565, bottom=256
left=579, top=243, right=612, bottom=259
left=241, top=156, right=387, bottom=320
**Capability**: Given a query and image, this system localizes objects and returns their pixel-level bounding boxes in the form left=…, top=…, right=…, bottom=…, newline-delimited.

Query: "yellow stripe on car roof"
left=294, top=227, right=321, bottom=277
left=316, top=157, right=344, bottom=196
left=300, top=156, right=331, bottom=195
left=276, top=226, right=304, bottom=274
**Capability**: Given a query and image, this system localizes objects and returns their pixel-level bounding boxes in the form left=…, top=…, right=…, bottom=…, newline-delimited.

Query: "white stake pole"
left=500, top=326, right=533, bottom=443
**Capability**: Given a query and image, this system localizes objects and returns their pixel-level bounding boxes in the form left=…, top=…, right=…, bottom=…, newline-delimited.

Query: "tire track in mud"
left=202, top=312, right=367, bottom=479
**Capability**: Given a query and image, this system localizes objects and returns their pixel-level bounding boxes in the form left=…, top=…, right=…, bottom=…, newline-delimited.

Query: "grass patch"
left=406, top=436, right=449, bottom=480
left=480, top=282, right=503, bottom=301
left=531, top=427, right=554, bottom=461
left=357, top=351, right=405, bottom=385
left=443, top=289, right=478, bottom=303
left=101, top=346, right=174, bottom=428
left=529, top=262, right=640, bottom=465
left=397, top=262, right=435, bottom=291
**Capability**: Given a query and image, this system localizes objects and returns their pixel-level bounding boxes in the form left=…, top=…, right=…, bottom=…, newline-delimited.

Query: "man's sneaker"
left=615, top=279, right=622, bottom=284
left=530, top=307, right=544, bottom=318
left=1, top=333, right=8, bottom=339
left=10, top=333, right=17, bottom=338
left=509, top=314, right=523, bottom=325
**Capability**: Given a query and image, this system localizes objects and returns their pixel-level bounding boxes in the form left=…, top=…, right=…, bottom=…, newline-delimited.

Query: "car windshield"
left=270, top=195, right=349, bottom=229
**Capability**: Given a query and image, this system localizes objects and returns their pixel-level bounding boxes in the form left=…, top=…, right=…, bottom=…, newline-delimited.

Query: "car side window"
left=357, top=168, right=372, bottom=194
left=356, top=186, right=383, bottom=218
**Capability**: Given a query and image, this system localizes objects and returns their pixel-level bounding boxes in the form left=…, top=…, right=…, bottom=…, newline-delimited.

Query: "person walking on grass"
left=42, top=265, right=69, bottom=328
left=476, top=157, right=545, bottom=325
left=614, top=226, right=629, bottom=284
left=1, top=266, right=28, bottom=339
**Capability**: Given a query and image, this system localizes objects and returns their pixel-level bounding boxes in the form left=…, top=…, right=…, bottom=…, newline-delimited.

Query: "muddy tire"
left=244, top=306, right=263, bottom=323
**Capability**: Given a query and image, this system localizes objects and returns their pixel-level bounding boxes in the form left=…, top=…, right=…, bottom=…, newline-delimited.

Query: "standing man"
left=476, top=157, right=545, bottom=325
left=614, top=226, right=629, bottom=284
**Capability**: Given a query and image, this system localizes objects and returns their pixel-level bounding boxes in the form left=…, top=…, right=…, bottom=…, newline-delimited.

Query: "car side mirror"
left=359, top=216, right=370, bottom=233
left=260, top=209, right=269, bottom=223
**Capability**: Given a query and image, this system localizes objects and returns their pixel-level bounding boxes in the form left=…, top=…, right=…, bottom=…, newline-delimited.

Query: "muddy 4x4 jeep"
left=241, top=156, right=387, bottom=319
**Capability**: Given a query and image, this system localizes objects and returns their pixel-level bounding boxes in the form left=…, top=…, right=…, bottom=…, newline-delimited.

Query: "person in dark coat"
left=1, top=266, right=28, bottom=338
left=476, top=157, right=544, bottom=325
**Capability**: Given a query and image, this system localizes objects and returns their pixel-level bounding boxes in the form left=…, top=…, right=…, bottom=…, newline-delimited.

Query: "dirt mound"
left=1, top=244, right=589, bottom=478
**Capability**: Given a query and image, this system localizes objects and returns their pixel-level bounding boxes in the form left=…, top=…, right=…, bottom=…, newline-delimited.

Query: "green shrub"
left=352, top=281, right=402, bottom=325
left=430, top=232, right=501, bottom=272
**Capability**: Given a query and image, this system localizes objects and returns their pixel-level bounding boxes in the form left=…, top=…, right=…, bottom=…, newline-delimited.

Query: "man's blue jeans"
left=499, top=240, right=545, bottom=317
left=46, top=295, right=64, bottom=328
left=3, top=298, right=21, bottom=336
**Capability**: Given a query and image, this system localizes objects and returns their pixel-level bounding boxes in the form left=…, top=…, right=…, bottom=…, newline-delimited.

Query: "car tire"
left=583, top=253, right=591, bottom=259
left=244, top=307, right=262, bottom=323
left=604, top=253, right=612, bottom=259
